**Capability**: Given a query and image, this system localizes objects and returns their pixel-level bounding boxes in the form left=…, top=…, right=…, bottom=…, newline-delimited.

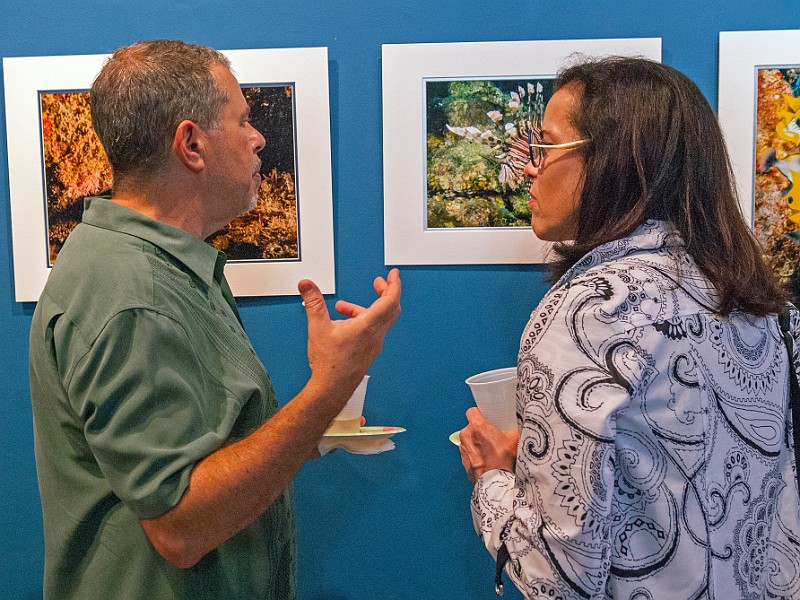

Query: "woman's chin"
left=531, top=221, right=575, bottom=243
left=531, top=224, right=555, bottom=242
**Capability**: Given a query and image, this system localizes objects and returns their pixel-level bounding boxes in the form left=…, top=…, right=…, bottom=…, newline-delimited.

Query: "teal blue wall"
left=1, top=2, right=797, bottom=598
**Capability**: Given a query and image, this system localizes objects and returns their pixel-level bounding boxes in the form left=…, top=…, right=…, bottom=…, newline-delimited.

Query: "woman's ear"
left=173, top=119, right=205, bottom=173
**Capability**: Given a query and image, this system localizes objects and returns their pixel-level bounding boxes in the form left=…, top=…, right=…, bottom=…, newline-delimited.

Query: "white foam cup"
left=465, top=367, right=517, bottom=430
left=327, top=375, right=370, bottom=434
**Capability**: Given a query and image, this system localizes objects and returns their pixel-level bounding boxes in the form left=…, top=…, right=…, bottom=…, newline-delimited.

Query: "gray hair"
left=90, top=40, right=231, bottom=183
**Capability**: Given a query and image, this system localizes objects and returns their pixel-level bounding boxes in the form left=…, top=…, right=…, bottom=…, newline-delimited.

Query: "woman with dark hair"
left=459, top=56, right=800, bottom=599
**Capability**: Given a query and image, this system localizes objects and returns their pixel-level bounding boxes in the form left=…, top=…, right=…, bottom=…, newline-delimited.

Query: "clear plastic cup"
left=327, top=375, right=370, bottom=434
left=465, top=367, right=517, bottom=430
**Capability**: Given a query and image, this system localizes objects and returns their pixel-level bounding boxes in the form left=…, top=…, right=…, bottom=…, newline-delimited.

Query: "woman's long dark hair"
left=549, top=56, right=786, bottom=316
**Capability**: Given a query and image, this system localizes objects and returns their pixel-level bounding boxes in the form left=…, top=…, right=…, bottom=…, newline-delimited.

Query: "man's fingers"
left=298, top=279, right=330, bottom=322
left=331, top=269, right=402, bottom=322
left=374, top=277, right=388, bottom=296
left=334, top=300, right=367, bottom=318
left=382, top=268, right=402, bottom=300
left=371, top=269, right=401, bottom=300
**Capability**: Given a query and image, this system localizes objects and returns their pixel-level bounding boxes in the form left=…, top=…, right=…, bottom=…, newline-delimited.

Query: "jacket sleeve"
left=471, top=271, right=651, bottom=598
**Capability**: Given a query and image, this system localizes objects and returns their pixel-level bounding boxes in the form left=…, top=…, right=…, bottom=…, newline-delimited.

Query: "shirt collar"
left=82, top=196, right=226, bottom=288
left=555, top=220, right=684, bottom=289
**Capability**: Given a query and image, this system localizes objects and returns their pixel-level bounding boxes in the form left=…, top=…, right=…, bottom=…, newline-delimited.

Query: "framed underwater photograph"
left=381, top=38, right=661, bottom=265
left=719, top=30, right=800, bottom=294
left=2, top=47, right=334, bottom=301
left=424, top=76, right=553, bottom=230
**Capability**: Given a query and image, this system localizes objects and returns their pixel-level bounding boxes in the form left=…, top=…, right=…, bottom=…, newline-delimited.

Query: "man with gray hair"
left=28, top=40, right=401, bottom=599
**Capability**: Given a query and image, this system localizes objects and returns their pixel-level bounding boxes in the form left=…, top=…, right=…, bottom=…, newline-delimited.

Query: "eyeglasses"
left=528, top=128, right=590, bottom=168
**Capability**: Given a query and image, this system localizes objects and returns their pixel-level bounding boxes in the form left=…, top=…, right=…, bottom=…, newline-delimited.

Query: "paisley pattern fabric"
left=472, top=221, right=800, bottom=599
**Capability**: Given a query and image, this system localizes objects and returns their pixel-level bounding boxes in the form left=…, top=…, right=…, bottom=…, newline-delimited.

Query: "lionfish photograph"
left=425, top=77, right=553, bottom=229
left=40, top=84, right=299, bottom=265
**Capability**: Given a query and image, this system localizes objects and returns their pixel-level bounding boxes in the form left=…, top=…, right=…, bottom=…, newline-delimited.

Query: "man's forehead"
left=210, top=63, right=240, bottom=85
left=209, top=64, right=248, bottom=108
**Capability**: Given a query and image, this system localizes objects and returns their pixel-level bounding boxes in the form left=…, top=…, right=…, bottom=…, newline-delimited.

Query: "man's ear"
left=173, top=120, right=206, bottom=173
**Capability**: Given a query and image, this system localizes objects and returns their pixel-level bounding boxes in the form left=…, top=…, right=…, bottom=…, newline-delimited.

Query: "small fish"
left=486, top=110, right=503, bottom=123
left=785, top=229, right=800, bottom=246
left=760, top=148, right=800, bottom=224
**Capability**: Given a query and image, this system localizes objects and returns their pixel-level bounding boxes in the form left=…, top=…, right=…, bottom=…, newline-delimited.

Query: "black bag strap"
left=778, top=308, right=800, bottom=496
left=495, top=543, right=510, bottom=596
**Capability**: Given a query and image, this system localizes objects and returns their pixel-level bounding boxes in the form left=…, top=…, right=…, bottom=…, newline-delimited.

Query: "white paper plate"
left=322, top=426, right=405, bottom=442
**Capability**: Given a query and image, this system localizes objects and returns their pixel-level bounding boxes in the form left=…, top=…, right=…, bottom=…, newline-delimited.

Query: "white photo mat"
left=2, top=47, right=335, bottom=301
left=382, top=38, right=662, bottom=265
left=718, top=30, right=800, bottom=228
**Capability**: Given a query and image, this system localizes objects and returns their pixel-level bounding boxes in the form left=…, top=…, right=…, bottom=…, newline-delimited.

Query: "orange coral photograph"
left=40, top=85, right=299, bottom=266
left=5, top=49, right=333, bottom=300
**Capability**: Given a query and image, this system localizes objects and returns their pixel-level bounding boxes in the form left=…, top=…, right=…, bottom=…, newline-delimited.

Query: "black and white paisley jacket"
left=472, top=220, right=800, bottom=599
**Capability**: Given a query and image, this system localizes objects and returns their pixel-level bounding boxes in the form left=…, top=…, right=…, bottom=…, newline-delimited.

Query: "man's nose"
left=251, top=126, right=266, bottom=153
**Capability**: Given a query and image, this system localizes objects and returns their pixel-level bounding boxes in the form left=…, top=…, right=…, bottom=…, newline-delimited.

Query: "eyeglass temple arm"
left=528, top=139, right=590, bottom=149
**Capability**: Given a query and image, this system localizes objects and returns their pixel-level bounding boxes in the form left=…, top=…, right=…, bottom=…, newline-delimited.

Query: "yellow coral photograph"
left=719, top=30, right=800, bottom=300
left=753, top=68, right=800, bottom=288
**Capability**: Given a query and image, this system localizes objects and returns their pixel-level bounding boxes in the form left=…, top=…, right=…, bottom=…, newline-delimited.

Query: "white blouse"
left=472, top=221, right=800, bottom=599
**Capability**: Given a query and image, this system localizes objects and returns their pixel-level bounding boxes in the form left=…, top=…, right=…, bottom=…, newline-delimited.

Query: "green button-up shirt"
left=29, top=197, right=296, bottom=599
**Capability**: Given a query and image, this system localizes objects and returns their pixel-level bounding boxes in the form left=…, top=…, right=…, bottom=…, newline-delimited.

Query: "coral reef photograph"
left=40, top=91, right=112, bottom=265
left=425, top=77, right=552, bottom=229
left=39, top=84, right=299, bottom=265
left=753, top=67, right=800, bottom=298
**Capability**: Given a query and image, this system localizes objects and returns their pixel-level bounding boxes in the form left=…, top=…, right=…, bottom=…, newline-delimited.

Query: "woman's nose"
left=524, top=160, right=538, bottom=179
